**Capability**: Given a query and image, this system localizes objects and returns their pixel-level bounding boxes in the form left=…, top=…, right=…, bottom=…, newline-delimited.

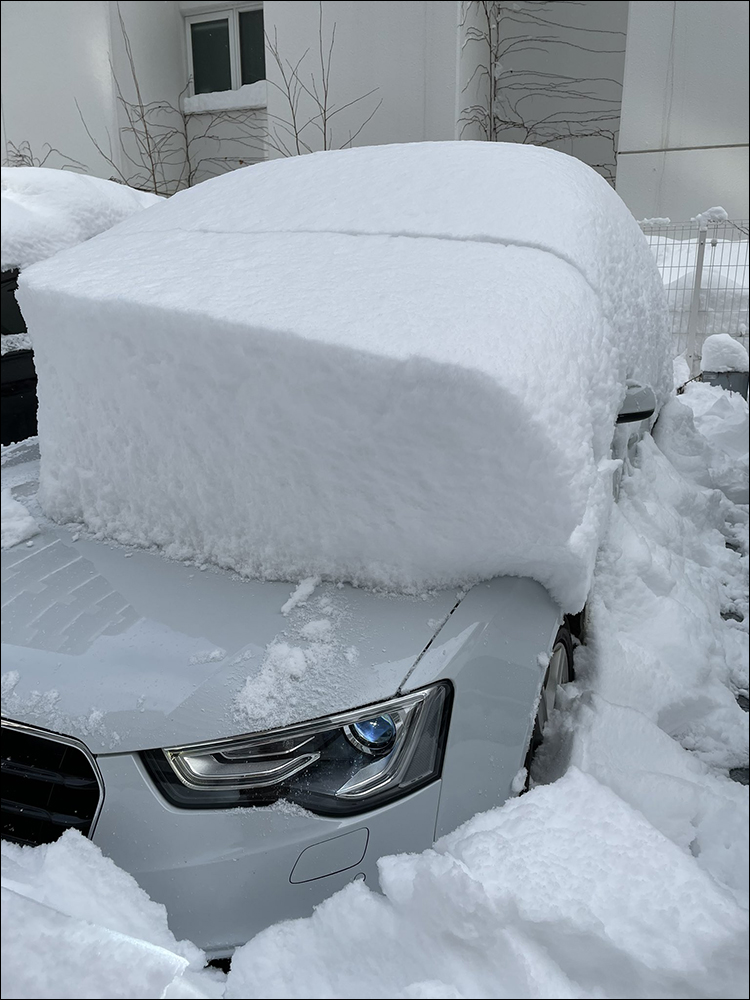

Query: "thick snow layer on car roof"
left=18, top=143, right=671, bottom=611
left=0, top=167, right=160, bottom=271
left=114, top=141, right=670, bottom=378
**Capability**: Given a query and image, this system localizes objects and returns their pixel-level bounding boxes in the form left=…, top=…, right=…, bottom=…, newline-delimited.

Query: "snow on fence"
left=639, top=218, right=749, bottom=371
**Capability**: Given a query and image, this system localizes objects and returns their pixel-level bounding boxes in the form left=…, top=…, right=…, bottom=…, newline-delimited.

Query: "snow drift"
left=18, top=142, right=671, bottom=610
left=1, top=167, right=160, bottom=272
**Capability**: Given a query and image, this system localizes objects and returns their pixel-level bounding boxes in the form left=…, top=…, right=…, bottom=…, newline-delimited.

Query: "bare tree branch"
left=460, top=0, right=625, bottom=183
left=264, top=2, right=380, bottom=156
left=2, top=140, right=87, bottom=172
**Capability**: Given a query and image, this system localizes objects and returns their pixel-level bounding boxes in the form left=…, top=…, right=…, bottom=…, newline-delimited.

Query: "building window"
left=186, top=5, right=265, bottom=96
left=238, top=9, right=265, bottom=86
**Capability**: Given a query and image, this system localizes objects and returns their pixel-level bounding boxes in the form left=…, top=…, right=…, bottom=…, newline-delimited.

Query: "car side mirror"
left=616, top=382, right=657, bottom=424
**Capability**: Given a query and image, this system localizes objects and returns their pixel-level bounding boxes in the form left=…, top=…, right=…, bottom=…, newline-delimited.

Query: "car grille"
left=1, top=722, right=103, bottom=847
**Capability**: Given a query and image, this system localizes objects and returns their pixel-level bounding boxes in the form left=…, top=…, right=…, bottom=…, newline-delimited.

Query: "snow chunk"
left=0, top=332, right=32, bottom=355
left=182, top=81, right=267, bottom=114
left=1, top=487, right=39, bottom=548
left=510, top=766, right=528, bottom=794
left=300, top=617, right=333, bottom=640
left=1, top=167, right=160, bottom=271
left=19, top=143, right=670, bottom=611
left=701, top=333, right=749, bottom=373
left=188, top=648, right=226, bottom=665
left=281, top=577, right=320, bottom=615
left=236, top=640, right=319, bottom=726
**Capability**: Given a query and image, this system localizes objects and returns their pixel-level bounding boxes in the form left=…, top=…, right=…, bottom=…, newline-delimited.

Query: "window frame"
left=185, top=2, right=264, bottom=97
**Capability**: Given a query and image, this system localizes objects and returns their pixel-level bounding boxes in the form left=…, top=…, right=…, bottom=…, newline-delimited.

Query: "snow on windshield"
left=1, top=167, right=160, bottom=272
left=18, top=143, right=670, bottom=611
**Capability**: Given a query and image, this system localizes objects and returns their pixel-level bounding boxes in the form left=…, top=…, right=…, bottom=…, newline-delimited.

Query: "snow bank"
left=226, top=769, right=747, bottom=1000
left=1, top=167, right=160, bottom=271
left=182, top=81, right=267, bottom=114
left=19, top=143, right=671, bottom=611
left=1, top=488, right=39, bottom=549
left=701, top=333, right=750, bottom=373
left=1, top=831, right=215, bottom=999
left=655, top=384, right=749, bottom=504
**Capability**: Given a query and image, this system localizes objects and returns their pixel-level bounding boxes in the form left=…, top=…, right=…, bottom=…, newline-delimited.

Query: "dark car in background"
left=1, top=166, right=161, bottom=445
left=1, top=268, right=37, bottom=446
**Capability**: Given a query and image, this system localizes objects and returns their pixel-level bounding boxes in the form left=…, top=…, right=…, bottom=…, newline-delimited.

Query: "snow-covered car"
left=1, top=142, right=671, bottom=959
left=0, top=167, right=160, bottom=444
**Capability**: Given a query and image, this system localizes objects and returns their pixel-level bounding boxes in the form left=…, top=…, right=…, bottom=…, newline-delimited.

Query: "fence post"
left=686, top=226, right=708, bottom=374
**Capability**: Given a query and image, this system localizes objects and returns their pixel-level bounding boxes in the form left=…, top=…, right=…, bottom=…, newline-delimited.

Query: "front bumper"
left=93, top=751, right=441, bottom=957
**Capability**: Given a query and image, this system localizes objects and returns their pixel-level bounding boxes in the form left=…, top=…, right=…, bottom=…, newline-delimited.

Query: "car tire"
left=523, top=625, right=574, bottom=785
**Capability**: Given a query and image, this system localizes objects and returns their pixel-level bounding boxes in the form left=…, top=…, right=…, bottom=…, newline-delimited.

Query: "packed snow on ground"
left=182, top=81, right=267, bottom=114
left=18, top=143, right=670, bottom=612
left=1, top=487, right=39, bottom=549
left=2, top=378, right=747, bottom=1000
left=701, top=333, right=750, bottom=373
left=1, top=167, right=160, bottom=272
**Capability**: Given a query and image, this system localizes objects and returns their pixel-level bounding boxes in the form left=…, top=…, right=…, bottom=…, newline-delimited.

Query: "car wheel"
left=523, top=626, right=574, bottom=785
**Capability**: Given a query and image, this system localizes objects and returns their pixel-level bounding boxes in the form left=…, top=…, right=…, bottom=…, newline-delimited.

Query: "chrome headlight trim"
left=142, top=682, right=452, bottom=816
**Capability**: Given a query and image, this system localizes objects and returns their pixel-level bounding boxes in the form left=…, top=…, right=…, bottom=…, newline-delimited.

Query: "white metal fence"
left=639, top=219, right=749, bottom=371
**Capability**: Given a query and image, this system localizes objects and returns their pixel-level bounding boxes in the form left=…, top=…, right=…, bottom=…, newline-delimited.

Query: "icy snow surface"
left=182, top=81, right=267, bottom=114
left=2, top=377, right=747, bottom=1000
left=1, top=487, right=39, bottom=549
left=701, top=334, right=749, bottom=373
left=1, top=167, right=160, bottom=271
left=19, top=143, right=670, bottom=611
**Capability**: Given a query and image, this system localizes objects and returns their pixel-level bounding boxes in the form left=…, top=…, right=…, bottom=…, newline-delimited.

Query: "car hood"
left=2, top=453, right=462, bottom=754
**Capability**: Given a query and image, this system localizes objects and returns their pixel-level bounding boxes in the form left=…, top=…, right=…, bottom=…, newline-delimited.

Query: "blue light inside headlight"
left=349, top=714, right=397, bottom=752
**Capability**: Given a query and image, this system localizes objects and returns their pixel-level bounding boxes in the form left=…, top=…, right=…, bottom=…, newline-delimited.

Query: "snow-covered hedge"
left=18, top=143, right=671, bottom=610
left=1, top=167, right=160, bottom=271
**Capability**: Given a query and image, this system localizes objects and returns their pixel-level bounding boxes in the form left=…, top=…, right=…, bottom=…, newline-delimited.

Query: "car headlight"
left=141, top=681, right=452, bottom=816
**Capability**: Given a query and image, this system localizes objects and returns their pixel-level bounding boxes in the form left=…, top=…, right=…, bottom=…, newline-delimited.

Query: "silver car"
left=1, top=143, right=662, bottom=960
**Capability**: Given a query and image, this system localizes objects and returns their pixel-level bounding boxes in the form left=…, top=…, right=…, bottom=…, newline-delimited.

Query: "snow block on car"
left=18, top=143, right=671, bottom=611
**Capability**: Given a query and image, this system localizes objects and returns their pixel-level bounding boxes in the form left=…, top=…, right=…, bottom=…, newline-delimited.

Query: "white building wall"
left=263, top=1, right=460, bottom=156
left=617, top=0, right=749, bottom=220
left=1, top=0, right=120, bottom=177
